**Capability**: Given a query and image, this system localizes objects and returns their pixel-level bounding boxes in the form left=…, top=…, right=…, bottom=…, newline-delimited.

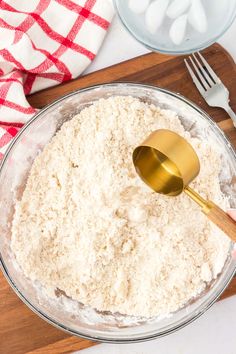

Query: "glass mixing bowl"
left=114, top=0, right=236, bottom=55
left=0, top=83, right=236, bottom=343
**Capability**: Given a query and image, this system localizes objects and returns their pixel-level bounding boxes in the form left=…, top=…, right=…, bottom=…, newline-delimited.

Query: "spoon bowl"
left=133, top=129, right=200, bottom=196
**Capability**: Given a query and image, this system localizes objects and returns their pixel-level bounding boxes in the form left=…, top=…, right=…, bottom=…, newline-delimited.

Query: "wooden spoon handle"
left=203, top=201, right=236, bottom=242
left=185, top=187, right=236, bottom=241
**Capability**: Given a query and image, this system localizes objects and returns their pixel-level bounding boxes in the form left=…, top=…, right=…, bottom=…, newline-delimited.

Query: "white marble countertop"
left=78, top=14, right=236, bottom=354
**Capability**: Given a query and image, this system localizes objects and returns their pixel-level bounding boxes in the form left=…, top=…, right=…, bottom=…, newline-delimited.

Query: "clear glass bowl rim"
left=113, top=0, right=236, bottom=55
left=0, top=83, right=236, bottom=343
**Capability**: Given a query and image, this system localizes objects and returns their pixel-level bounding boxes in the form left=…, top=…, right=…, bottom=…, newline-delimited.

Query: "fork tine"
left=193, top=53, right=215, bottom=86
left=189, top=56, right=210, bottom=90
left=184, top=59, right=205, bottom=96
left=197, top=52, right=221, bottom=84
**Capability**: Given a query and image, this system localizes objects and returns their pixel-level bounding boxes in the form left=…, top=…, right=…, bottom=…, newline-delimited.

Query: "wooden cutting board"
left=1, top=43, right=236, bottom=354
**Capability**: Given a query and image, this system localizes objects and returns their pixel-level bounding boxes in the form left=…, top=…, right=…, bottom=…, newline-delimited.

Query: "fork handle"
left=226, top=106, right=236, bottom=128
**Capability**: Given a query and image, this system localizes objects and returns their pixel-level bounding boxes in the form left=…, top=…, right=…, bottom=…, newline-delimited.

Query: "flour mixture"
left=11, top=96, right=230, bottom=318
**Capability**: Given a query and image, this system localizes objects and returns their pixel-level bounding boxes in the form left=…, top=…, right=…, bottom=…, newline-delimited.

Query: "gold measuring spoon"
left=133, top=129, right=236, bottom=241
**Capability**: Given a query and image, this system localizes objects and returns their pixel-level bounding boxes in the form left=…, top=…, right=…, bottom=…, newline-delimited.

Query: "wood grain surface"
left=1, top=43, right=236, bottom=354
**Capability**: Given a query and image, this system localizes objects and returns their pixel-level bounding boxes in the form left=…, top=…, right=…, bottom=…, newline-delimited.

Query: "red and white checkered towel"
left=0, top=0, right=114, bottom=159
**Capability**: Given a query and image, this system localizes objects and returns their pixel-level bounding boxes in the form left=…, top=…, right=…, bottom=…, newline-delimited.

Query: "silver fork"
left=184, top=52, right=236, bottom=128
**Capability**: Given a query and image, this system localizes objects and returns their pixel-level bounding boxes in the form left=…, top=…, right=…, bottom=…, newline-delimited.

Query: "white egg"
left=129, top=0, right=150, bottom=14
left=188, top=0, right=208, bottom=33
left=145, top=0, right=170, bottom=34
left=166, top=0, right=191, bottom=19
left=169, top=14, right=188, bottom=45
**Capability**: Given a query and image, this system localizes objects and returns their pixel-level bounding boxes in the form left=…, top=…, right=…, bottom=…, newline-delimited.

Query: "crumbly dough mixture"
left=11, top=96, right=230, bottom=318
